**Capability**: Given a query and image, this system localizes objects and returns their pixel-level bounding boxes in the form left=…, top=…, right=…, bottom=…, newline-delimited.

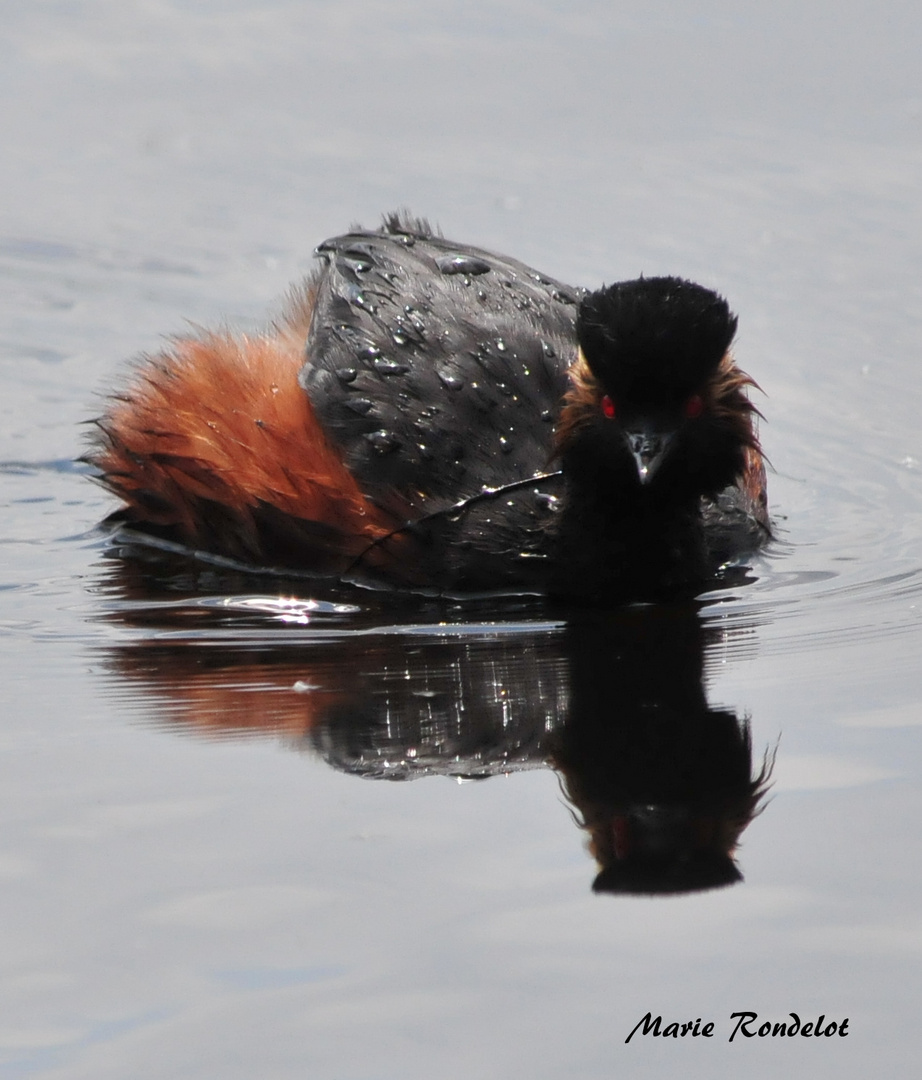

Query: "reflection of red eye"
left=684, top=394, right=704, bottom=419
left=601, top=394, right=616, bottom=419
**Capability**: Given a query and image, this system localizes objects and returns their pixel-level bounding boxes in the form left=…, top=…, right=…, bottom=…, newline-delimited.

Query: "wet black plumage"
left=89, top=212, right=769, bottom=599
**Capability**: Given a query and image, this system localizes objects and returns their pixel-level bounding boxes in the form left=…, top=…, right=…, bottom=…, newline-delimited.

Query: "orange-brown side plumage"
left=92, top=285, right=402, bottom=569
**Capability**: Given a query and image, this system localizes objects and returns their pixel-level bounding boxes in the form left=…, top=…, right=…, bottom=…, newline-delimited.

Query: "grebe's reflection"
left=554, top=608, right=772, bottom=894
left=96, top=559, right=771, bottom=895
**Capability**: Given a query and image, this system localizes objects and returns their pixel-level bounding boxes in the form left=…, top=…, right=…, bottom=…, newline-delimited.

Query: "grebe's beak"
left=625, top=426, right=674, bottom=485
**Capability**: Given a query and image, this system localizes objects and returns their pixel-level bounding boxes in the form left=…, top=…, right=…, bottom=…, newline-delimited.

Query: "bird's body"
left=90, top=213, right=769, bottom=600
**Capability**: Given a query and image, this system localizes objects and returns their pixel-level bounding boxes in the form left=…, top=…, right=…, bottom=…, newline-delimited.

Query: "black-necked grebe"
left=89, top=212, right=769, bottom=599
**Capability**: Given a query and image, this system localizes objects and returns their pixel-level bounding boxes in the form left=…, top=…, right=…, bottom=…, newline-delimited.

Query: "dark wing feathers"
left=300, top=220, right=579, bottom=518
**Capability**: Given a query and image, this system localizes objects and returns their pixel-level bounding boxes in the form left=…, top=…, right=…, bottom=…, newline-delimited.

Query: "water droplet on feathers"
left=344, top=284, right=377, bottom=313
left=438, top=371, right=464, bottom=391
left=373, top=358, right=410, bottom=376
left=366, top=430, right=400, bottom=454
left=534, top=492, right=560, bottom=512
left=436, top=254, right=491, bottom=276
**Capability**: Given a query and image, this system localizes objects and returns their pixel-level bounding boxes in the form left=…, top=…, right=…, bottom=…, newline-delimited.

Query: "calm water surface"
left=2, top=2, right=922, bottom=1077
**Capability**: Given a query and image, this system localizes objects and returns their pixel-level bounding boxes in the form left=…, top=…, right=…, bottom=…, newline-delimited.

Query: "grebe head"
left=558, top=277, right=757, bottom=502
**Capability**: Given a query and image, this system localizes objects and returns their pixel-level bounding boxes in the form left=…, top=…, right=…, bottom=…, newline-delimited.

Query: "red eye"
left=684, top=394, right=704, bottom=419
left=601, top=394, right=616, bottom=419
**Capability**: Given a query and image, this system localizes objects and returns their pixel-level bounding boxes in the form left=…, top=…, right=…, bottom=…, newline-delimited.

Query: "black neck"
left=551, top=472, right=708, bottom=602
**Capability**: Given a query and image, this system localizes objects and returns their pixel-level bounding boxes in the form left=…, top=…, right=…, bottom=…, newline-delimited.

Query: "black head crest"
left=577, top=277, right=738, bottom=403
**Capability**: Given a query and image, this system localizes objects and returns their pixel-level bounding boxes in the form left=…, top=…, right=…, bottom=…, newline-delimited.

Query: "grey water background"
left=2, top=1, right=922, bottom=1076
